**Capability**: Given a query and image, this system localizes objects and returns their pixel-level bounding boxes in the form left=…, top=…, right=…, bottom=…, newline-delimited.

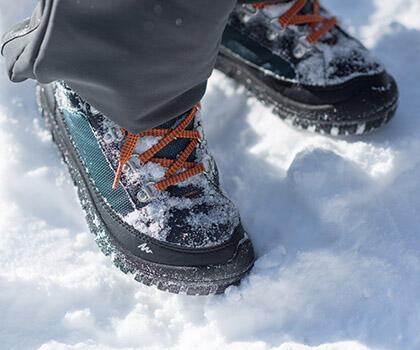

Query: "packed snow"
left=1, top=0, right=420, bottom=349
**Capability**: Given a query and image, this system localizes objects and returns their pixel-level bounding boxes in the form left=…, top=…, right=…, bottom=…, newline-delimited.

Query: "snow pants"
left=1, top=0, right=266, bottom=133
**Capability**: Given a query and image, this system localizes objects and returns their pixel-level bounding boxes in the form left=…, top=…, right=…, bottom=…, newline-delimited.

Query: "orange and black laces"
left=253, top=0, right=337, bottom=44
left=112, top=104, right=205, bottom=192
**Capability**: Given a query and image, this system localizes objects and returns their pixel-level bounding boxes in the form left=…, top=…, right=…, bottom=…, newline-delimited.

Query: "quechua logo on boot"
left=138, top=243, right=153, bottom=254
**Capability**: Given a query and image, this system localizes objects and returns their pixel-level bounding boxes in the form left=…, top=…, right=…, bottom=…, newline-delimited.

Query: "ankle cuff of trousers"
left=1, top=0, right=237, bottom=133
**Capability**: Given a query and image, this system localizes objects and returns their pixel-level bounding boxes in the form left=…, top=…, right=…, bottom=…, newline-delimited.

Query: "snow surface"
left=1, top=1, right=420, bottom=349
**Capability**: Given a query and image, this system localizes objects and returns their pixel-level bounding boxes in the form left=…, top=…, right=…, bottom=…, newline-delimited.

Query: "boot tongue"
left=134, top=110, right=196, bottom=162
left=300, top=0, right=313, bottom=15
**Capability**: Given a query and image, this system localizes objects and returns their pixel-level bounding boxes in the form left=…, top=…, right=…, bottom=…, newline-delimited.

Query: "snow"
left=1, top=0, right=420, bottom=349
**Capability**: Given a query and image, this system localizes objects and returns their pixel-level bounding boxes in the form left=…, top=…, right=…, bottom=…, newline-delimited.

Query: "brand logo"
left=138, top=243, right=153, bottom=254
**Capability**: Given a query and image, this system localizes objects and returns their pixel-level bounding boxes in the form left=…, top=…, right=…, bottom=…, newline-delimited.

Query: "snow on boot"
left=37, top=81, right=255, bottom=295
left=217, top=0, right=398, bottom=135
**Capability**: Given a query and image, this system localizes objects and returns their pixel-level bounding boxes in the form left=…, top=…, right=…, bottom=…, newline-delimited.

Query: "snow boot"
left=37, top=81, right=255, bottom=295
left=217, top=0, right=398, bottom=135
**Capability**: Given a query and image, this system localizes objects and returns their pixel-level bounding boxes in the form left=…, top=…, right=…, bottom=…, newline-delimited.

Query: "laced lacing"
left=112, top=104, right=205, bottom=192
left=253, top=0, right=337, bottom=43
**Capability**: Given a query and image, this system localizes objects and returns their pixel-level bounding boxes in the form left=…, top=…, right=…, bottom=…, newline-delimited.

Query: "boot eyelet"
left=266, top=29, right=277, bottom=41
left=203, top=158, right=215, bottom=176
left=90, top=106, right=101, bottom=115
left=137, top=182, right=159, bottom=203
left=104, top=126, right=124, bottom=144
left=293, top=36, right=312, bottom=58
left=103, top=132, right=114, bottom=144
left=122, top=157, right=138, bottom=174
left=266, top=22, right=285, bottom=41
left=238, top=4, right=258, bottom=23
left=111, top=126, right=124, bottom=141
left=266, top=26, right=285, bottom=41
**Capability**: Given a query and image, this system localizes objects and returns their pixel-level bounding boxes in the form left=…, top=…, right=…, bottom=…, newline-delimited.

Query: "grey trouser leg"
left=1, top=0, right=265, bottom=133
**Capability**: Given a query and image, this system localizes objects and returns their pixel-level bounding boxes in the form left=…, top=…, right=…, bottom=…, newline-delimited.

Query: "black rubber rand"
left=216, top=46, right=399, bottom=136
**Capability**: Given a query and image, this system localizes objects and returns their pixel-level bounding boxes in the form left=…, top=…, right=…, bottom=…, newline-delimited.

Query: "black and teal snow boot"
left=37, top=81, right=255, bottom=295
left=217, top=0, right=398, bottom=135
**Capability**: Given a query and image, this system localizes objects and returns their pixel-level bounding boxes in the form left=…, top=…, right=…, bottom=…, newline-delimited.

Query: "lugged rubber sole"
left=36, top=84, right=254, bottom=296
left=216, top=50, right=398, bottom=136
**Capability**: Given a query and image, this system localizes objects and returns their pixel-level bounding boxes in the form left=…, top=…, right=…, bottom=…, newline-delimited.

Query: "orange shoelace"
left=253, top=0, right=337, bottom=43
left=112, top=104, right=205, bottom=192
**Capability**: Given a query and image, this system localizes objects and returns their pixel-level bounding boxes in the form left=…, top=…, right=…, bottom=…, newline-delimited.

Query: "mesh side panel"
left=62, top=110, right=134, bottom=216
